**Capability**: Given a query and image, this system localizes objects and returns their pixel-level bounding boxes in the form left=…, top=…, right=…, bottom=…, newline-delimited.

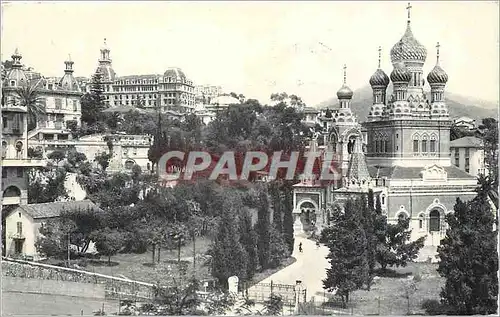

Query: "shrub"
left=421, top=299, right=448, bottom=315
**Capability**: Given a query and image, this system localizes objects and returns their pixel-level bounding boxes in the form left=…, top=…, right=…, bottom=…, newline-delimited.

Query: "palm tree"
left=9, top=80, right=46, bottom=156
left=12, top=80, right=46, bottom=130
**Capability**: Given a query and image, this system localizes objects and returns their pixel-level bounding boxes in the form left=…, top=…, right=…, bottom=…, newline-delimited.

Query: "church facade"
left=292, top=4, right=478, bottom=255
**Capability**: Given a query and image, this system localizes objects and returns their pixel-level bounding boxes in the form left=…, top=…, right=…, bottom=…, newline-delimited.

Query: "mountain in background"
left=315, top=85, right=499, bottom=122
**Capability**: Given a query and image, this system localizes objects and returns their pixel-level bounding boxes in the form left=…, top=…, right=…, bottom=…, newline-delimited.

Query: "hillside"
left=316, top=85, right=498, bottom=122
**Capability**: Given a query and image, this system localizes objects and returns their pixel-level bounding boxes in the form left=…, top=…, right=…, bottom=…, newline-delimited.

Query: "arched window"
left=419, top=213, right=425, bottom=230
left=430, top=134, right=437, bottom=153
left=412, top=133, right=420, bottom=153
left=429, top=210, right=441, bottom=232
left=421, top=134, right=428, bottom=153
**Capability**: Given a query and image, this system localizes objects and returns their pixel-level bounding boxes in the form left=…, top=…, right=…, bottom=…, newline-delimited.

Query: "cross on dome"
left=406, top=2, right=412, bottom=23
left=378, top=46, right=382, bottom=68
left=436, top=42, right=440, bottom=63
left=343, top=64, right=347, bottom=84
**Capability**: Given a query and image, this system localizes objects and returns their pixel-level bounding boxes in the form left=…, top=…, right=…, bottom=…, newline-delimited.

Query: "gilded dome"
left=390, top=63, right=411, bottom=83
left=337, top=84, right=353, bottom=99
left=427, top=65, right=448, bottom=85
left=390, top=23, right=427, bottom=64
left=369, top=69, right=390, bottom=87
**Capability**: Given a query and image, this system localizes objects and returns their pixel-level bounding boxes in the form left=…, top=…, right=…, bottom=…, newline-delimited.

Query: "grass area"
left=326, top=262, right=444, bottom=315
left=82, top=236, right=214, bottom=284
left=2, top=292, right=118, bottom=316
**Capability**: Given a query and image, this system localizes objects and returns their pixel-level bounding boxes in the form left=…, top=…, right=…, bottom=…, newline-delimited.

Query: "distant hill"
left=316, top=85, right=498, bottom=122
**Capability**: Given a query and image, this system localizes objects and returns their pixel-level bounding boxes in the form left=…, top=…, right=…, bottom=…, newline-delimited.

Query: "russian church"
left=292, top=3, right=478, bottom=258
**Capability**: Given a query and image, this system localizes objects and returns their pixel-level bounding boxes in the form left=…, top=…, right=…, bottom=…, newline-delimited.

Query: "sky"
left=1, top=1, right=499, bottom=106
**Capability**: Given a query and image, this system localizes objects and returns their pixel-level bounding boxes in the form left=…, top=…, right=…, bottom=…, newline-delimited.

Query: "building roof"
left=347, top=153, right=370, bottom=181
left=210, top=95, right=241, bottom=106
left=13, top=200, right=101, bottom=219
left=449, top=136, right=483, bottom=148
left=102, top=105, right=148, bottom=114
left=368, top=164, right=476, bottom=180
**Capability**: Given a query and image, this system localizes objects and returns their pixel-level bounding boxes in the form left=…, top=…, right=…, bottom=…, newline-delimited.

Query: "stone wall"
left=2, top=276, right=106, bottom=299
left=1, top=258, right=155, bottom=300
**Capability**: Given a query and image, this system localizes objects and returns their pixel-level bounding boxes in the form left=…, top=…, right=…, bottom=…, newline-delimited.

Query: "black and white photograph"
left=0, top=1, right=498, bottom=316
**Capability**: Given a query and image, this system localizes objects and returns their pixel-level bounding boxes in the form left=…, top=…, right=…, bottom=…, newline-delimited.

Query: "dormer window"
left=10, top=80, right=16, bottom=87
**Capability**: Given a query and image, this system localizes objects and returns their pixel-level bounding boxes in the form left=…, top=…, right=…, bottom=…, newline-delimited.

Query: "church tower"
left=363, top=2, right=452, bottom=168
left=94, top=38, right=116, bottom=100
left=427, top=42, right=450, bottom=119
left=368, top=47, right=390, bottom=121
left=59, top=54, right=81, bottom=92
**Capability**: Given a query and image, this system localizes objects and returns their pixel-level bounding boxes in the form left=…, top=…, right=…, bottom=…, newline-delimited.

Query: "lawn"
left=81, top=236, right=214, bottom=285
left=328, top=262, right=445, bottom=315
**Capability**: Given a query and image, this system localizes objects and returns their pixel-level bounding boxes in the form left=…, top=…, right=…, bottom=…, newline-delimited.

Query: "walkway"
left=248, top=235, right=330, bottom=302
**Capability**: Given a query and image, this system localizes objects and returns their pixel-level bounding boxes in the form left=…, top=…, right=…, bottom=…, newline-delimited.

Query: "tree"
left=362, top=191, right=376, bottom=289
left=368, top=191, right=425, bottom=271
left=375, top=217, right=425, bottom=271
left=437, top=181, right=498, bottom=315
left=28, top=167, right=68, bottom=203
left=264, top=293, right=283, bottom=315
left=47, top=149, right=66, bottom=165
left=10, top=80, right=46, bottom=131
left=255, top=188, right=271, bottom=269
left=152, top=277, right=201, bottom=315
left=36, top=217, right=76, bottom=259
left=267, top=223, right=288, bottom=269
left=239, top=209, right=259, bottom=280
left=91, top=228, right=126, bottom=265
left=210, top=194, right=248, bottom=287
left=477, top=118, right=498, bottom=183
left=81, top=72, right=107, bottom=126
left=323, top=199, right=369, bottom=308
left=95, top=152, right=111, bottom=171
left=281, top=184, right=295, bottom=254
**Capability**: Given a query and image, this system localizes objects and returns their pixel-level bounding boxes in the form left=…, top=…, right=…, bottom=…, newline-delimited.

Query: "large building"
left=93, top=39, right=196, bottom=112
left=1, top=49, right=46, bottom=207
left=292, top=4, right=478, bottom=260
left=450, top=136, right=486, bottom=177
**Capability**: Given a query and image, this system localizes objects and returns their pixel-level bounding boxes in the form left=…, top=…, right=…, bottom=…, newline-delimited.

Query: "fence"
left=245, top=280, right=307, bottom=306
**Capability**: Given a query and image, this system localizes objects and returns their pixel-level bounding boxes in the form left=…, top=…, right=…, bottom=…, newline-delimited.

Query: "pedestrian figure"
left=316, top=241, right=320, bottom=249
left=298, top=242, right=303, bottom=253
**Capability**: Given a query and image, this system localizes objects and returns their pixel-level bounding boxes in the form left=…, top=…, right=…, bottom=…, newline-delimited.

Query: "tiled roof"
left=14, top=200, right=101, bottom=219
left=347, top=153, right=370, bottom=180
left=450, top=136, right=483, bottom=148
left=368, top=165, right=475, bottom=180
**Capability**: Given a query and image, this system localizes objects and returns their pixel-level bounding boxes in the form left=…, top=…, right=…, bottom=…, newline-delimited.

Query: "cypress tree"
left=323, top=198, right=369, bottom=307
left=437, top=178, right=498, bottom=314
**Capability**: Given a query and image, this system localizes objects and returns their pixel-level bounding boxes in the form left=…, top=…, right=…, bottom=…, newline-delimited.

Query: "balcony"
left=1, top=158, right=46, bottom=167
left=2, top=196, right=21, bottom=205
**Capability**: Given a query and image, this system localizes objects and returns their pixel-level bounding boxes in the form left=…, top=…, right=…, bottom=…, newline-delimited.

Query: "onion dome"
left=337, top=64, right=353, bottom=99
left=390, top=62, right=411, bottom=83
left=337, top=85, right=353, bottom=99
left=427, top=42, right=448, bottom=85
left=390, top=4, right=427, bottom=64
left=370, top=47, right=390, bottom=87
left=370, top=69, right=390, bottom=87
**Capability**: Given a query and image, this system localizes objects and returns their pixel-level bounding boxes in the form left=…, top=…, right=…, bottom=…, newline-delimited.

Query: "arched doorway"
left=125, top=159, right=135, bottom=170
left=3, top=186, right=21, bottom=198
left=429, top=209, right=441, bottom=233
left=297, top=200, right=318, bottom=232
left=3, top=186, right=22, bottom=205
